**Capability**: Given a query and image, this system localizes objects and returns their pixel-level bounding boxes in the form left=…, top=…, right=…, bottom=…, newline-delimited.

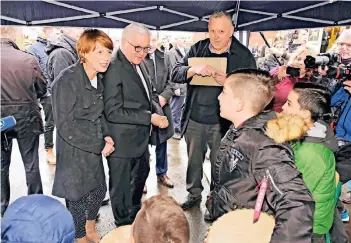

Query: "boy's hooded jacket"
left=1, top=195, right=75, bottom=243
left=206, top=111, right=314, bottom=243
left=266, top=115, right=337, bottom=235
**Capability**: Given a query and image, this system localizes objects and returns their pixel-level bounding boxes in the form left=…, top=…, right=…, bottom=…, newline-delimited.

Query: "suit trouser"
left=156, top=141, right=168, bottom=176
left=40, top=96, right=55, bottom=149
left=107, top=150, right=150, bottom=226
left=1, top=134, right=43, bottom=215
left=184, top=119, right=222, bottom=198
left=170, top=95, right=185, bottom=132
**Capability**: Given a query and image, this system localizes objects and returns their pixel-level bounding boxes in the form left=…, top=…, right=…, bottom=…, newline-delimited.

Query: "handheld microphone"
left=1, top=116, right=17, bottom=132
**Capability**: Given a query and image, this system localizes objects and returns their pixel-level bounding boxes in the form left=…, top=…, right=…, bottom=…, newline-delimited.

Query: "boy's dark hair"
left=133, top=195, right=190, bottom=243
left=226, top=68, right=275, bottom=113
left=293, top=82, right=331, bottom=121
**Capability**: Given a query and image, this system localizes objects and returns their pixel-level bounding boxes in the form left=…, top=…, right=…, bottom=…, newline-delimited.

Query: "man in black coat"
left=103, top=23, right=168, bottom=226
left=143, top=32, right=175, bottom=188
left=1, top=38, right=47, bottom=216
left=45, top=28, right=81, bottom=82
left=171, top=11, right=256, bottom=210
left=167, top=37, right=189, bottom=140
left=28, top=27, right=56, bottom=165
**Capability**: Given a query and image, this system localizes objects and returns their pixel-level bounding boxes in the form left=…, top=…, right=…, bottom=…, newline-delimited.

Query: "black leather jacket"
left=206, top=111, right=314, bottom=243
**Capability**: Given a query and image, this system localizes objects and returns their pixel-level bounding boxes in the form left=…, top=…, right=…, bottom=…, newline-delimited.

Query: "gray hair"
left=338, top=29, right=351, bottom=42
left=209, top=11, right=233, bottom=25
left=122, top=23, right=151, bottom=40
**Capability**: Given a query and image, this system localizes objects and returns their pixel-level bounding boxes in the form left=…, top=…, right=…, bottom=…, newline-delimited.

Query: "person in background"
left=103, top=23, right=168, bottom=227
left=319, top=30, right=351, bottom=94
left=319, top=30, right=351, bottom=211
left=269, top=45, right=318, bottom=112
left=288, top=29, right=308, bottom=53
left=28, top=26, right=56, bottom=165
left=51, top=29, right=114, bottom=243
left=171, top=11, right=256, bottom=211
left=1, top=38, right=47, bottom=216
left=46, top=27, right=81, bottom=83
left=1, top=195, right=75, bottom=243
left=333, top=81, right=351, bottom=222
left=206, top=69, right=314, bottom=242
left=144, top=31, right=175, bottom=189
left=267, top=83, right=337, bottom=243
left=167, top=36, right=189, bottom=140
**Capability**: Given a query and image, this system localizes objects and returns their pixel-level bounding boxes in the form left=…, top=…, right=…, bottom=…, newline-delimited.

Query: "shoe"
left=46, top=148, right=56, bottom=165
left=204, top=209, right=214, bottom=222
left=342, top=191, right=351, bottom=204
left=157, top=175, right=174, bottom=188
left=180, top=196, right=201, bottom=210
left=341, top=209, right=349, bottom=222
left=143, top=185, right=147, bottom=194
left=101, top=197, right=109, bottom=206
left=172, top=132, right=182, bottom=140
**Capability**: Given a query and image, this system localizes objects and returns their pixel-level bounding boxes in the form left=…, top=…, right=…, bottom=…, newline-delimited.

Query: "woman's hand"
left=278, top=65, right=288, bottom=79
left=102, top=136, right=115, bottom=157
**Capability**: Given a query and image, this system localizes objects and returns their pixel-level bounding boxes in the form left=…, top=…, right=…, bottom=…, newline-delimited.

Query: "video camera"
left=304, top=53, right=351, bottom=80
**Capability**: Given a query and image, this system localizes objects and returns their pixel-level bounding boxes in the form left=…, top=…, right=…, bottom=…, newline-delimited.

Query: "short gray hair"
left=122, top=23, right=151, bottom=40
left=209, top=11, right=233, bottom=25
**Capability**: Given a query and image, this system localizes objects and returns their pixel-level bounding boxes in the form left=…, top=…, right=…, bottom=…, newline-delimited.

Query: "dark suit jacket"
left=167, top=46, right=188, bottom=96
left=103, top=49, right=160, bottom=158
left=144, top=49, right=174, bottom=145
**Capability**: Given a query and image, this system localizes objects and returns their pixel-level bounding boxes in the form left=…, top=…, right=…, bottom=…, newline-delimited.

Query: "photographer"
left=318, top=30, right=351, bottom=94
left=269, top=45, right=317, bottom=112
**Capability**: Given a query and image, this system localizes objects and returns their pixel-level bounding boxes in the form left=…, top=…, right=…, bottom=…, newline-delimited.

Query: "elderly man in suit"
left=103, top=23, right=168, bottom=227
left=143, top=31, right=175, bottom=189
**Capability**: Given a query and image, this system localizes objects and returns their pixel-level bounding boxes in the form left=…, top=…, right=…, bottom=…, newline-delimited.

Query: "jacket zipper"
left=266, top=169, right=283, bottom=195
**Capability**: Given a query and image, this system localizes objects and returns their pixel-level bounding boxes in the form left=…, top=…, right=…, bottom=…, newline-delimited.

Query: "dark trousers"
left=312, top=234, right=326, bottom=243
left=1, top=134, right=43, bottom=215
left=171, top=95, right=185, bottom=132
left=66, top=184, right=106, bottom=238
left=156, top=141, right=168, bottom=176
left=329, top=201, right=349, bottom=243
left=40, top=96, right=55, bottom=149
left=107, top=150, right=150, bottom=226
left=184, top=119, right=222, bottom=198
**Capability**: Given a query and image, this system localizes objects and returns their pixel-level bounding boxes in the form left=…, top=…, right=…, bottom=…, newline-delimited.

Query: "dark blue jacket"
left=28, top=37, right=50, bottom=83
left=331, top=87, right=351, bottom=142
left=1, top=195, right=75, bottom=243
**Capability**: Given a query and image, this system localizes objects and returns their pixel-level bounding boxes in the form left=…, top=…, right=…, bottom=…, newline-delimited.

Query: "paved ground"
left=6, top=133, right=351, bottom=242
left=7, top=135, right=210, bottom=243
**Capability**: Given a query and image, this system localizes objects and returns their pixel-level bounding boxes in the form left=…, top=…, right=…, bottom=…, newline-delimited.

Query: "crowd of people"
left=1, top=10, right=351, bottom=243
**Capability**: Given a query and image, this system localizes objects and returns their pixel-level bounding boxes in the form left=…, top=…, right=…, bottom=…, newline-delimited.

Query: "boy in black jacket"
left=206, top=69, right=314, bottom=243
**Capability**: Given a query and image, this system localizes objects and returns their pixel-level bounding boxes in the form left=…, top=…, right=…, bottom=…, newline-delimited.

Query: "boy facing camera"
left=206, top=69, right=314, bottom=243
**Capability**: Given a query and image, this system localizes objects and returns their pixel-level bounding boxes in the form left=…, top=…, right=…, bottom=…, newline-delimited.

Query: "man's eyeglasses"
left=124, top=39, right=151, bottom=53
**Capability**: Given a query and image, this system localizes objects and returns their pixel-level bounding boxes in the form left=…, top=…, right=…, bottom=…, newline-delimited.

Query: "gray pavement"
left=6, top=133, right=351, bottom=242
left=7, top=134, right=210, bottom=243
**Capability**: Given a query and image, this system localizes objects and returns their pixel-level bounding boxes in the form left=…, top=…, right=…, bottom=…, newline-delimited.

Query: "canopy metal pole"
left=0, top=16, right=27, bottom=24
left=233, top=0, right=240, bottom=29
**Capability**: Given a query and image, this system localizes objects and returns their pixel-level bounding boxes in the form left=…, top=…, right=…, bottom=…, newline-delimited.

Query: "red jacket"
left=270, top=66, right=298, bottom=112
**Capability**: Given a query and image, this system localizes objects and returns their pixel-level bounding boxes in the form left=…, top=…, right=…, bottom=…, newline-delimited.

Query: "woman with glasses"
left=51, top=29, right=114, bottom=243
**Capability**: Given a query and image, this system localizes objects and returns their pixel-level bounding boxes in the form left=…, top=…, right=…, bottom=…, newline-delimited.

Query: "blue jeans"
left=170, top=96, right=185, bottom=132
left=156, top=141, right=168, bottom=176
left=347, top=180, right=351, bottom=191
